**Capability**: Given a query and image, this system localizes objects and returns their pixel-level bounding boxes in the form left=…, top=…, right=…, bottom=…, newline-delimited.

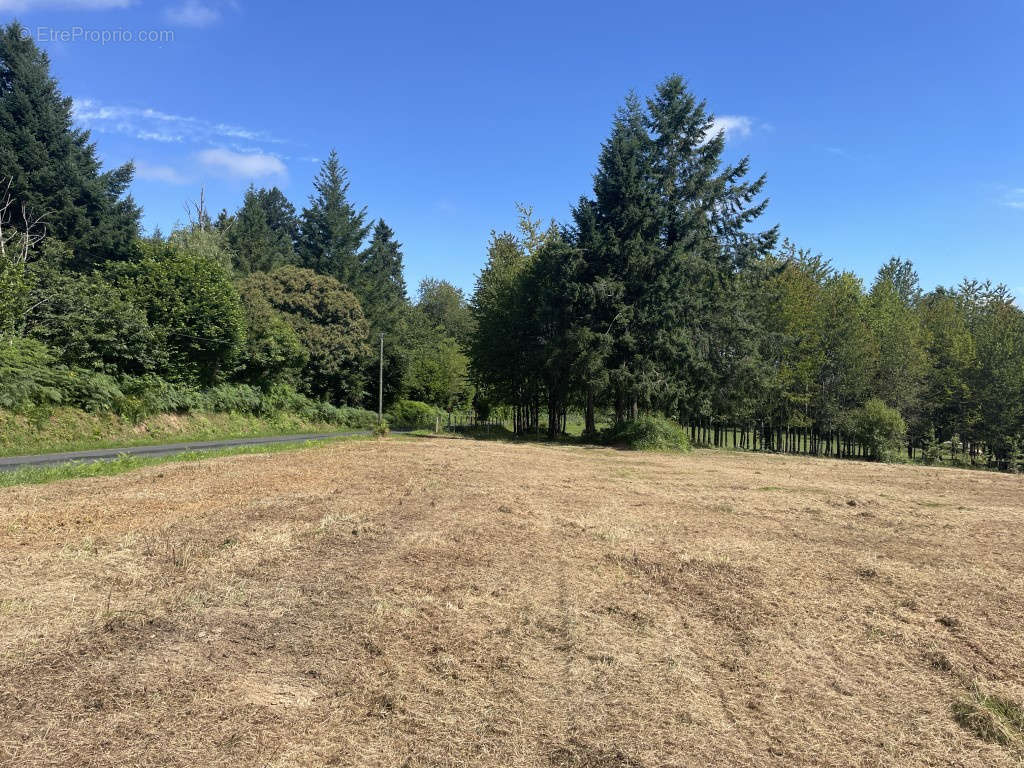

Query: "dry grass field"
left=1, top=437, right=1022, bottom=767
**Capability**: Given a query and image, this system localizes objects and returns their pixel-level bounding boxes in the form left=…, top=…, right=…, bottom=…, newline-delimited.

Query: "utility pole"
left=378, top=332, right=384, bottom=426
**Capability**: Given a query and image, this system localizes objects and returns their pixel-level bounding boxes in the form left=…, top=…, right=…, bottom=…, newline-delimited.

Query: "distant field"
left=1, top=438, right=1022, bottom=766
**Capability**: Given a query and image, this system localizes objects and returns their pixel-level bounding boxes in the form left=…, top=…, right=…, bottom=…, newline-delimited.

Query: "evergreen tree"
left=469, top=232, right=540, bottom=432
left=0, top=22, right=140, bottom=269
left=579, top=76, right=776, bottom=422
left=357, top=219, right=408, bottom=331
left=298, top=151, right=369, bottom=286
left=255, top=187, right=299, bottom=251
left=228, top=185, right=294, bottom=274
left=353, top=220, right=410, bottom=410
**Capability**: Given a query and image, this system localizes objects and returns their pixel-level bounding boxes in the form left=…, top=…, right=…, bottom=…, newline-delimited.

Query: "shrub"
left=601, top=414, right=691, bottom=452
left=118, top=375, right=208, bottom=416
left=0, top=336, right=63, bottom=411
left=59, top=370, right=125, bottom=413
left=850, top=398, right=906, bottom=462
left=386, top=399, right=444, bottom=430
left=332, top=405, right=378, bottom=430
left=206, top=383, right=265, bottom=415
left=25, top=267, right=158, bottom=376
left=0, top=337, right=141, bottom=415
left=111, top=240, right=246, bottom=386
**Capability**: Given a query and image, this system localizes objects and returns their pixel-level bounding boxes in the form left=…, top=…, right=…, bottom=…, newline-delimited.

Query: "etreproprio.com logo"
left=27, top=26, right=175, bottom=45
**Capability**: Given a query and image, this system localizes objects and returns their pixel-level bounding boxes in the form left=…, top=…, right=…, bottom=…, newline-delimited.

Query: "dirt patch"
left=1, top=439, right=1023, bottom=766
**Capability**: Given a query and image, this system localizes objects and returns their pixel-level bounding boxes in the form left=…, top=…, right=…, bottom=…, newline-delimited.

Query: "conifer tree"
left=255, top=187, right=299, bottom=251
left=579, top=76, right=775, bottom=422
left=357, top=219, right=407, bottom=331
left=0, top=22, right=140, bottom=268
left=298, top=151, right=369, bottom=287
left=228, top=185, right=294, bottom=274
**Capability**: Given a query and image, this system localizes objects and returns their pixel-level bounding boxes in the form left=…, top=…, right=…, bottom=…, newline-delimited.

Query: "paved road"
left=0, top=431, right=367, bottom=471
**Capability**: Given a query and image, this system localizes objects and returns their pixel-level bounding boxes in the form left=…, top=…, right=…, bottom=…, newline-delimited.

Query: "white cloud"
left=136, top=130, right=183, bottom=143
left=163, top=0, right=220, bottom=27
left=1002, top=188, right=1024, bottom=210
left=198, top=148, right=286, bottom=179
left=72, top=97, right=282, bottom=146
left=709, top=115, right=753, bottom=140
left=135, top=162, right=189, bottom=184
left=0, top=0, right=132, bottom=9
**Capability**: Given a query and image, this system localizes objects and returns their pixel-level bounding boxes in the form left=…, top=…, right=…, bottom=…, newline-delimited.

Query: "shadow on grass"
left=403, top=425, right=637, bottom=452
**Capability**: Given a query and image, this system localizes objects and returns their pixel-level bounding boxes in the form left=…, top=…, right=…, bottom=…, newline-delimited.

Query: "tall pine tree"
left=357, top=219, right=407, bottom=331
left=575, top=77, right=775, bottom=422
left=227, top=185, right=295, bottom=274
left=298, top=151, right=369, bottom=287
left=0, top=22, right=140, bottom=269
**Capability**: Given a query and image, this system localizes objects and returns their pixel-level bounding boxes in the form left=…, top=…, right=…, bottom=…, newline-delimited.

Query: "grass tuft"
left=952, top=689, right=1024, bottom=748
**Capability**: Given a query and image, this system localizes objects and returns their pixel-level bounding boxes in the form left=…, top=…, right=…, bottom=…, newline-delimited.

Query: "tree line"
left=3, top=19, right=1022, bottom=466
left=0, top=22, right=474, bottom=424
left=468, top=76, right=1024, bottom=467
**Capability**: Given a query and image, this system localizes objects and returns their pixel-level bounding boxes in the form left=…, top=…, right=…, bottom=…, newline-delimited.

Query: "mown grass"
left=0, top=434, right=373, bottom=488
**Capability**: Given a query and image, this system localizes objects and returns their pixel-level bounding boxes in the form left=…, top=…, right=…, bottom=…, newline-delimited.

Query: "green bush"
left=0, top=336, right=64, bottom=411
left=25, top=267, right=159, bottom=376
left=206, top=383, right=265, bottom=415
left=601, top=414, right=691, bottom=452
left=111, top=240, right=246, bottom=386
left=118, top=375, right=208, bottom=419
left=386, top=399, right=444, bottom=430
left=331, top=405, right=378, bottom=430
left=260, top=384, right=377, bottom=429
left=850, top=398, right=906, bottom=462
left=0, top=346, right=380, bottom=431
left=59, top=370, right=126, bottom=413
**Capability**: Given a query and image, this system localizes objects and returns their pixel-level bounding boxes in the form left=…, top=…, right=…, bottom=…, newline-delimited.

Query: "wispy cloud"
left=709, top=115, right=753, bottom=141
left=198, top=148, right=286, bottom=179
left=0, top=0, right=132, bottom=9
left=163, top=0, right=220, bottom=27
left=1001, top=188, right=1024, bottom=210
left=72, top=98, right=283, bottom=146
left=135, top=162, right=189, bottom=184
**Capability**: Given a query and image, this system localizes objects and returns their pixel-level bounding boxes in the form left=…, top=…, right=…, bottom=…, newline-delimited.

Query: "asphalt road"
left=0, top=431, right=367, bottom=471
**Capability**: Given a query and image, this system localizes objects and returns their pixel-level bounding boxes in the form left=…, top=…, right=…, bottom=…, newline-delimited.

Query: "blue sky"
left=4, top=0, right=1023, bottom=298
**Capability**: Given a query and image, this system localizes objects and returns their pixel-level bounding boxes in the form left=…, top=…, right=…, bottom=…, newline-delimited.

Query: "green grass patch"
left=952, top=690, right=1024, bottom=749
left=0, top=434, right=370, bottom=488
left=0, top=407, right=372, bottom=457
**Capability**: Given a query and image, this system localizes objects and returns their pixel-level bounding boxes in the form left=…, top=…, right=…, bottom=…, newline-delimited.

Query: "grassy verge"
left=0, top=434, right=375, bottom=488
left=0, top=407, right=373, bottom=457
